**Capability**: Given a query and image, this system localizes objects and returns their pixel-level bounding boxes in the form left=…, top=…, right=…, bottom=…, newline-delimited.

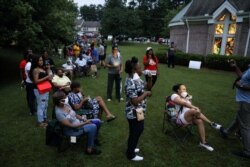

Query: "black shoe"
left=220, top=127, right=228, bottom=139
left=86, top=148, right=102, bottom=155
left=94, top=139, right=102, bottom=146
left=232, top=151, right=250, bottom=159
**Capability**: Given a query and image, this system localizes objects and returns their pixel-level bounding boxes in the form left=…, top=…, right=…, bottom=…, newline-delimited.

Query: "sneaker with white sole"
left=107, top=99, right=111, bottom=102
left=211, top=122, right=222, bottom=130
left=134, top=148, right=140, bottom=153
left=199, top=142, right=214, bottom=151
left=120, top=98, right=124, bottom=101
left=131, top=155, right=143, bottom=161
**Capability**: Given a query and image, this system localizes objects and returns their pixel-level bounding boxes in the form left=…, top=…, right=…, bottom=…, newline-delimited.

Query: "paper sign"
left=188, top=60, right=201, bottom=70
left=70, top=136, right=76, bottom=143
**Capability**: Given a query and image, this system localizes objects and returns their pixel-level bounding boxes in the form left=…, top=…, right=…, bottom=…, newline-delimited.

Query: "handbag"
left=37, top=81, right=52, bottom=94
left=135, top=107, right=144, bottom=121
left=90, top=65, right=97, bottom=72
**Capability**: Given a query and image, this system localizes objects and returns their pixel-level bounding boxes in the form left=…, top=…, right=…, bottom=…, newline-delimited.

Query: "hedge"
left=156, top=51, right=250, bottom=71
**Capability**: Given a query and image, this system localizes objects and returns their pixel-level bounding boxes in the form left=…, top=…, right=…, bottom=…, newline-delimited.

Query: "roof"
left=82, top=21, right=100, bottom=28
left=169, top=0, right=250, bottom=26
left=185, top=0, right=250, bottom=17
left=75, top=18, right=84, bottom=26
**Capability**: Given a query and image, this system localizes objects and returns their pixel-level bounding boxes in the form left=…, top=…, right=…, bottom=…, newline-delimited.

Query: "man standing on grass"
left=229, top=59, right=250, bottom=159
left=166, top=42, right=176, bottom=68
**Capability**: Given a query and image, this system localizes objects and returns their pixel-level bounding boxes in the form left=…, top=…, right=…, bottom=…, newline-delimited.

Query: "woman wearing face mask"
left=143, top=47, right=159, bottom=90
left=124, top=57, right=152, bottom=161
left=52, top=68, right=71, bottom=93
left=106, top=46, right=123, bottom=102
left=53, top=91, right=102, bottom=155
left=171, top=84, right=222, bottom=151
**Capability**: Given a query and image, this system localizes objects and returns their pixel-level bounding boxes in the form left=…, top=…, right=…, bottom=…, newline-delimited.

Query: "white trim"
left=244, top=14, right=250, bottom=57
left=208, top=1, right=238, bottom=24
left=186, top=19, right=190, bottom=53
left=168, top=22, right=185, bottom=27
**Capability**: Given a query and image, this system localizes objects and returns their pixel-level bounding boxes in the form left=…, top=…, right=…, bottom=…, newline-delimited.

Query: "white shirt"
left=99, top=44, right=105, bottom=55
left=62, top=63, right=75, bottom=70
left=171, top=93, right=191, bottom=113
left=75, top=58, right=87, bottom=67
left=24, top=62, right=32, bottom=83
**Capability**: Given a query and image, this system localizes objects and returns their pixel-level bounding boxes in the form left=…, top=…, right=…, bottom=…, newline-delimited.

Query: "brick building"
left=169, top=0, right=250, bottom=56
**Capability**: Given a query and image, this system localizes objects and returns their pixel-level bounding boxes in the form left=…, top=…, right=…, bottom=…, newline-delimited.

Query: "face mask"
left=58, top=74, right=63, bottom=78
left=60, top=97, right=68, bottom=105
left=181, top=91, right=188, bottom=98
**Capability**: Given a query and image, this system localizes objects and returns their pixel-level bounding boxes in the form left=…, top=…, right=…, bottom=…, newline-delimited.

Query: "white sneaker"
left=131, top=155, right=143, bottom=161
left=199, top=142, right=214, bottom=151
left=107, top=99, right=111, bottom=102
left=211, top=122, right=222, bottom=130
left=134, top=148, right=140, bottom=153
left=120, top=98, right=124, bottom=101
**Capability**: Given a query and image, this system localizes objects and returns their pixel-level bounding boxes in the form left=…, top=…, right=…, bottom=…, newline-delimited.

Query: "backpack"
left=165, top=96, right=183, bottom=120
left=45, top=119, right=62, bottom=147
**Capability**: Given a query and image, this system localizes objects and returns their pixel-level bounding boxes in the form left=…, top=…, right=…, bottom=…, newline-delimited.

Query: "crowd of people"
left=18, top=38, right=250, bottom=160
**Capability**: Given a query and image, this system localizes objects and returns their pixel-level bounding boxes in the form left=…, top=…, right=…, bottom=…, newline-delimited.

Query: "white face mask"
left=181, top=91, right=188, bottom=98
left=61, top=97, right=69, bottom=105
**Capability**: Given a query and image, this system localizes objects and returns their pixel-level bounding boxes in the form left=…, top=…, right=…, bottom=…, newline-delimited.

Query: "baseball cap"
left=146, top=47, right=152, bottom=51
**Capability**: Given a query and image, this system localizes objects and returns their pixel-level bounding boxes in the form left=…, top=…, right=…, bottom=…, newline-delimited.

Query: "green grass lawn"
left=0, top=43, right=249, bottom=167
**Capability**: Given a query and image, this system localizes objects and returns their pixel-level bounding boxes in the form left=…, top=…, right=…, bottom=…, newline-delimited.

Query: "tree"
left=79, top=4, right=103, bottom=21
left=0, top=0, right=77, bottom=51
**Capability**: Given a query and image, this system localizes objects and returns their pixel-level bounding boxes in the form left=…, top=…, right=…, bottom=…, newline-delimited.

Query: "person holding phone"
left=143, top=47, right=159, bottom=90
left=227, top=59, right=250, bottom=159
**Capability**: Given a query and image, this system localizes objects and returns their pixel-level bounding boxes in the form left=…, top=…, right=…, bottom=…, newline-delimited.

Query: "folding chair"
left=162, top=96, right=193, bottom=143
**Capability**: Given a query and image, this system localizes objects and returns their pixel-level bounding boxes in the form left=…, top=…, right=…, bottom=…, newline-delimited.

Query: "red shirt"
left=143, top=55, right=158, bottom=71
left=19, top=59, right=27, bottom=80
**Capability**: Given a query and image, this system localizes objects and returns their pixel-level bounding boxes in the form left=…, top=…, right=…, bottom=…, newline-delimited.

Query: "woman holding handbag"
left=30, top=55, right=53, bottom=128
left=124, top=57, right=152, bottom=161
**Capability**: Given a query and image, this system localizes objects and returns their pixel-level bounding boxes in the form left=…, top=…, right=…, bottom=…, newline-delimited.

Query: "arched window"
left=213, top=12, right=236, bottom=55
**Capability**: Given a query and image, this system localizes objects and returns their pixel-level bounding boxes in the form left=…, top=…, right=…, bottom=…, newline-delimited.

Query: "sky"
left=73, top=0, right=105, bottom=7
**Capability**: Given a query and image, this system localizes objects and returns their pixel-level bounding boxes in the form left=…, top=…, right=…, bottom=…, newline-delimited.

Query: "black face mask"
left=58, top=74, right=63, bottom=78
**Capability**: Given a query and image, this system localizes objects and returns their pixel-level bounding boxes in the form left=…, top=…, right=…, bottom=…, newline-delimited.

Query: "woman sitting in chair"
left=171, top=84, right=222, bottom=151
left=53, top=90, right=102, bottom=155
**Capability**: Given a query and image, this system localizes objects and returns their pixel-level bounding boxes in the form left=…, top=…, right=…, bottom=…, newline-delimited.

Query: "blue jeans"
left=237, top=102, right=250, bottom=156
left=64, top=123, right=98, bottom=148
left=34, top=89, right=49, bottom=123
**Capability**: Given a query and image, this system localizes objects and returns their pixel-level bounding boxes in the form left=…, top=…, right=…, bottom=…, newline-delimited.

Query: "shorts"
left=176, top=110, right=190, bottom=125
left=99, top=54, right=106, bottom=61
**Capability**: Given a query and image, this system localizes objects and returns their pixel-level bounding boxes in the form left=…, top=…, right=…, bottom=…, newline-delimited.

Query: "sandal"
left=86, top=148, right=102, bottom=155
left=37, top=122, right=48, bottom=128
left=106, top=115, right=116, bottom=122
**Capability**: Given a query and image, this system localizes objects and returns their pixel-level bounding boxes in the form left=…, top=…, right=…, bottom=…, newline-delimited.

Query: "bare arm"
left=71, top=97, right=89, bottom=110
left=130, top=91, right=151, bottom=106
left=60, top=119, right=91, bottom=128
left=172, top=96, right=199, bottom=110
left=235, top=81, right=250, bottom=91
left=33, top=69, right=50, bottom=84
left=230, top=60, right=243, bottom=77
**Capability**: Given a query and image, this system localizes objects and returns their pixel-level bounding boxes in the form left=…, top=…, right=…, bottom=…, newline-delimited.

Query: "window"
left=213, top=12, right=236, bottom=55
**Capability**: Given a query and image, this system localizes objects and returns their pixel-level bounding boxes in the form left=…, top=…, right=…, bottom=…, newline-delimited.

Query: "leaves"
left=0, top=0, right=77, bottom=50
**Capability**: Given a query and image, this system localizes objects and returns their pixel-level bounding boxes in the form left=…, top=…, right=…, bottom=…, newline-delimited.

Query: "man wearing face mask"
left=106, top=46, right=123, bottom=102
left=52, top=68, right=71, bottom=93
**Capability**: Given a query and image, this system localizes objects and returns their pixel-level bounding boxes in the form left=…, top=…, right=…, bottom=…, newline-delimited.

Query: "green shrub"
left=156, top=51, right=204, bottom=66
left=156, top=51, right=250, bottom=71
left=205, top=54, right=250, bottom=71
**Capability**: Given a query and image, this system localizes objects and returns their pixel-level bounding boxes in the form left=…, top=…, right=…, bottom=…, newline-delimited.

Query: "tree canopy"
left=0, top=0, right=77, bottom=51
left=100, top=0, right=190, bottom=38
